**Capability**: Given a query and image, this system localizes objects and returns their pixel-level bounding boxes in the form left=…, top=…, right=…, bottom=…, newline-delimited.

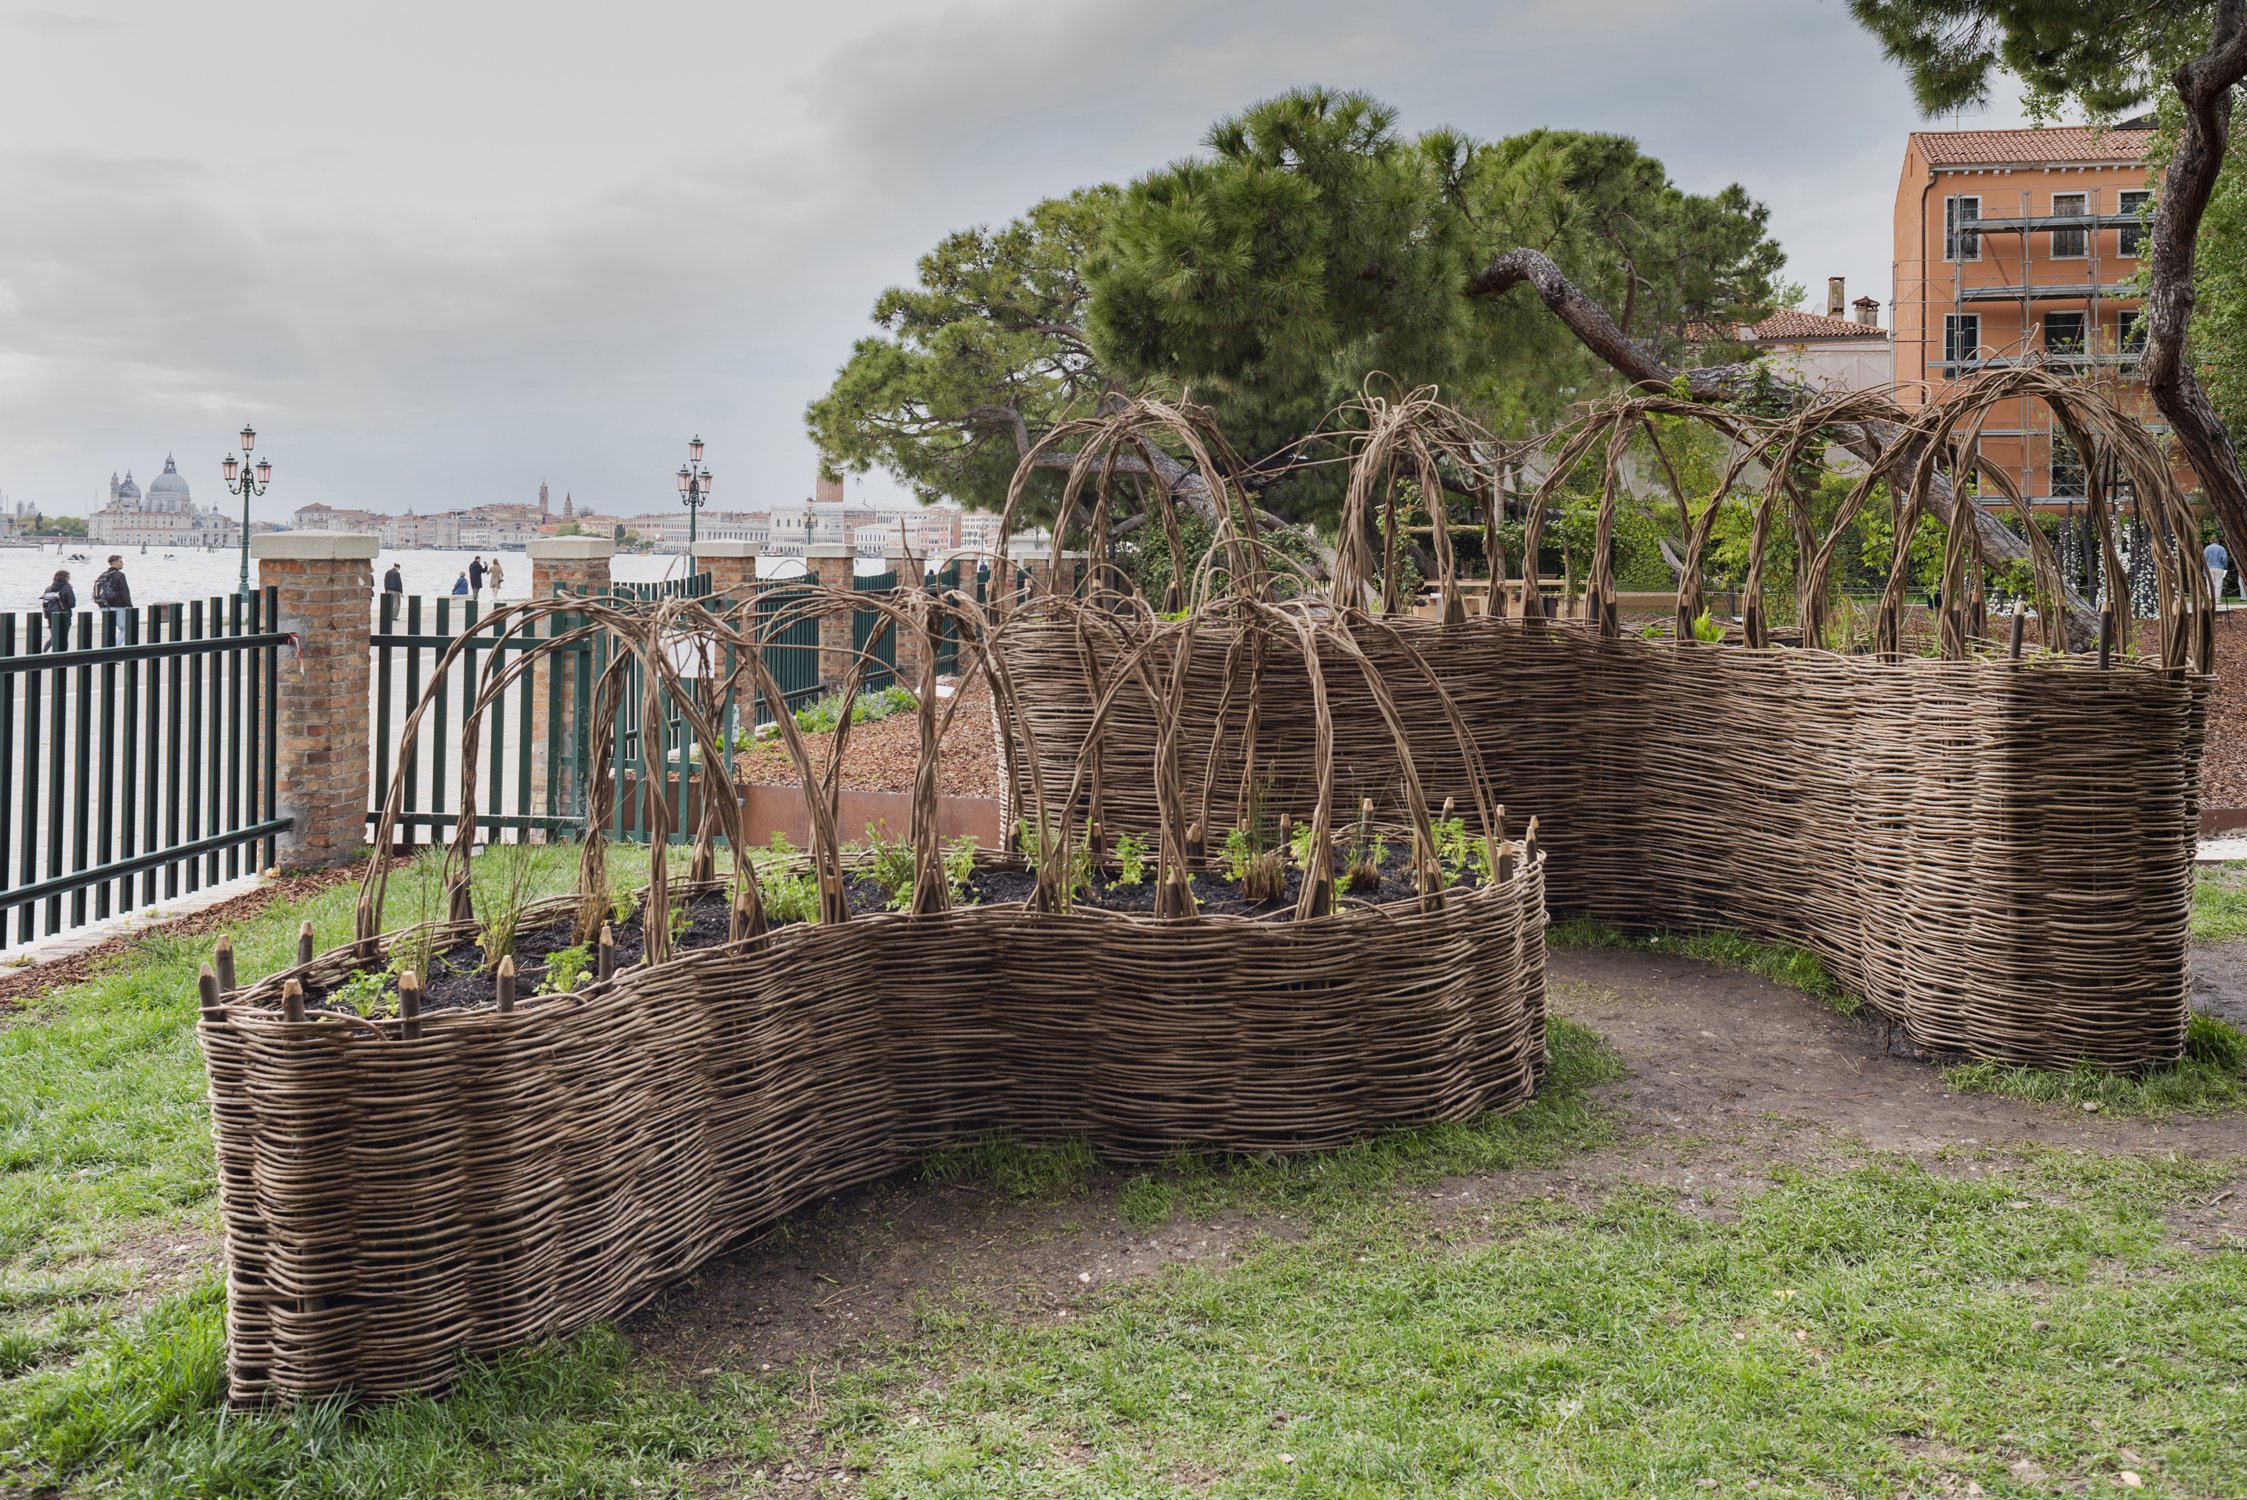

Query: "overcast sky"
left=0, top=0, right=2032, bottom=522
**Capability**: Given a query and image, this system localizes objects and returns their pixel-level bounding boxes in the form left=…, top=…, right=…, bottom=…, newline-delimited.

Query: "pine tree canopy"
left=807, top=88, right=1786, bottom=525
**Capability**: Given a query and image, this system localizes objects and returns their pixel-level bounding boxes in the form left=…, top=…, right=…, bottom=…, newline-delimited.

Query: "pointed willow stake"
left=495, top=954, right=517, bottom=1014
left=281, top=979, right=306, bottom=1024
left=213, top=938, right=237, bottom=995
left=596, top=924, right=616, bottom=982
left=297, top=921, right=316, bottom=969
left=396, top=970, right=423, bottom=1041
left=196, top=963, right=223, bottom=1021
left=2008, top=600, right=2027, bottom=660
left=732, top=886, right=767, bottom=943
left=354, top=892, right=378, bottom=961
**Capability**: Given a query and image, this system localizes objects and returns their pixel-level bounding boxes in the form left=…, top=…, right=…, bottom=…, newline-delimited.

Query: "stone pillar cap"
left=803, top=543, right=857, bottom=560
left=526, top=536, right=616, bottom=561
left=694, top=540, right=760, bottom=559
left=253, top=531, right=381, bottom=561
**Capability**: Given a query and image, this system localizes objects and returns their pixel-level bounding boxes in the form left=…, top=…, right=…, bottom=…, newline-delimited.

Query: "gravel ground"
left=734, top=677, right=1001, bottom=800
left=2205, top=613, right=2245, bottom=813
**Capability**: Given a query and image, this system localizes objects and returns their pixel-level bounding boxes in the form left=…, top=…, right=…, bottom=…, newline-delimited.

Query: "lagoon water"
left=0, top=543, right=699, bottom=609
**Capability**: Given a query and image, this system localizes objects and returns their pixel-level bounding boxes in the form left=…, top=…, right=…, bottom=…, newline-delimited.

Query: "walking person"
left=451, top=570, right=471, bottom=598
left=2209, top=535, right=2233, bottom=604
left=486, top=555, right=505, bottom=596
left=383, top=562, right=405, bottom=594
left=39, top=569, right=75, bottom=653
left=92, top=554, right=132, bottom=639
left=468, top=555, right=487, bottom=600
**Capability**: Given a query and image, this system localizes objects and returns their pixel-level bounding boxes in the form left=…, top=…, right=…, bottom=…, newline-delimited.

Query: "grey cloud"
left=0, top=0, right=2033, bottom=521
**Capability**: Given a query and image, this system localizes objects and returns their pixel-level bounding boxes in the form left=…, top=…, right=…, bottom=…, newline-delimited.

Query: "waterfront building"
left=88, top=456, right=241, bottom=548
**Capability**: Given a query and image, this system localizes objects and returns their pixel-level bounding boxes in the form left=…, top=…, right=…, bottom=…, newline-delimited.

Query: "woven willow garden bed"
left=989, top=370, right=2217, bottom=1073
left=198, top=587, right=1548, bottom=1404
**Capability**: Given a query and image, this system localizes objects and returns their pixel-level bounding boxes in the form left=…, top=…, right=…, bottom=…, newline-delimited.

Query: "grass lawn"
left=2197, top=861, right=2247, bottom=943
left=0, top=860, right=2241, bottom=1496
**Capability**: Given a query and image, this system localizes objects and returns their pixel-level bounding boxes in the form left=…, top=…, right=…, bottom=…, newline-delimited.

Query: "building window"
left=1944, top=195, right=1981, bottom=261
left=2050, top=192, right=2088, bottom=258
left=2119, top=189, right=2152, bottom=257
left=1943, top=313, right=1981, bottom=367
left=2043, top=311, right=2087, bottom=355
left=2050, top=429, right=2085, bottom=499
left=2119, top=308, right=2148, bottom=352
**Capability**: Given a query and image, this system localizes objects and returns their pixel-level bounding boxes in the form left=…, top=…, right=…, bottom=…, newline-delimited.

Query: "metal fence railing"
left=0, top=592, right=287, bottom=943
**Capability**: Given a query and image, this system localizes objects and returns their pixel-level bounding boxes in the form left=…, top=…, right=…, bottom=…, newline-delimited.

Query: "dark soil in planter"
left=306, top=841, right=1493, bottom=1017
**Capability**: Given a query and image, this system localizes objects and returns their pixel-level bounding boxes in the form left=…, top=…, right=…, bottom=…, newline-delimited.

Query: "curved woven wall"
left=997, top=616, right=2207, bottom=1070
left=204, top=868, right=1546, bottom=1403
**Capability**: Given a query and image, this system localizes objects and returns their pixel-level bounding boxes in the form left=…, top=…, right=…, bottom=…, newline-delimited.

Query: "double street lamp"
left=676, top=436, right=714, bottom=577
left=221, top=425, right=272, bottom=601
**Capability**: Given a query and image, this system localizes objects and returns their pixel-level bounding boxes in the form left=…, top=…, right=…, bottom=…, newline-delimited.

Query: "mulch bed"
left=733, top=678, right=1000, bottom=800
left=2205, top=613, right=2245, bottom=814
left=0, top=864, right=366, bottom=1012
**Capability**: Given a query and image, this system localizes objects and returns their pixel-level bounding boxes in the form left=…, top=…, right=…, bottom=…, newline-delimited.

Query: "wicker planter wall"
left=997, top=616, right=2207, bottom=1070
left=203, top=866, right=1546, bottom=1404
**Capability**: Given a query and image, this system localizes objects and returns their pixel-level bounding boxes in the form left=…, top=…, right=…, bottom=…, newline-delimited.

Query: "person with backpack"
left=40, top=569, right=75, bottom=653
left=383, top=563, right=405, bottom=595
left=2209, top=536, right=2233, bottom=604
left=93, top=554, right=132, bottom=637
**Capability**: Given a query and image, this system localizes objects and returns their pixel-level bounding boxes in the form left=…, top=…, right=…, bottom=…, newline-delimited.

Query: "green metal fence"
left=0, top=593, right=287, bottom=943
left=370, top=593, right=594, bottom=847
left=371, top=572, right=844, bottom=849
left=850, top=568, right=898, bottom=690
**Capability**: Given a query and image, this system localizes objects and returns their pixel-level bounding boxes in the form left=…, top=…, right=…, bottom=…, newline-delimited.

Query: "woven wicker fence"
left=199, top=575, right=1551, bottom=1404
left=988, top=370, right=2215, bottom=1072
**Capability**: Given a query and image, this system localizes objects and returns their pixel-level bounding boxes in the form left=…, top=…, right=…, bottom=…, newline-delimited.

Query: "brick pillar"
left=805, top=543, right=857, bottom=688
left=697, top=539, right=761, bottom=600
left=528, top=535, right=614, bottom=600
left=884, top=552, right=924, bottom=687
left=255, top=533, right=378, bottom=869
left=526, top=536, right=615, bottom=828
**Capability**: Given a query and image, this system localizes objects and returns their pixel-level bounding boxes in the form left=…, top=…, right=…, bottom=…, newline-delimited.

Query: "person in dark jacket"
left=468, top=556, right=487, bottom=599
left=93, top=555, right=132, bottom=638
left=383, top=563, right=405, bottom=594
left=40, top=570, right=74, bottom=652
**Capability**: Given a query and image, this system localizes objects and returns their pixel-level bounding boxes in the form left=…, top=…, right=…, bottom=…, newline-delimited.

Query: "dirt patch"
left=735, top=677, right=1000, bottom=800
left=2194, top=940, right=2247, bottom=1027
left=1545, top=947, right=2244, bottom=1159
left=0, top=863, right=364, bottom=1014
left=631, top=1179, right=1285, bottom=1376
left=628, top=943, right=2244, bottom=1391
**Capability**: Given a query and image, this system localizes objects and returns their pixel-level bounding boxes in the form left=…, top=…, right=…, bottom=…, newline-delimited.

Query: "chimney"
left=1852, top=295, right=1881, bottom=328
left=1826, top=276, right=1846, bottom=319
left=814, top=471, right=844, bottom=505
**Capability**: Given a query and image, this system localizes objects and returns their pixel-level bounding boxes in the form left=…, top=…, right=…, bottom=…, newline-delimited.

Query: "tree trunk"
left=2142, top=0, right=2247, bottom=565
left=1466, top=247, right=2100, bottom=647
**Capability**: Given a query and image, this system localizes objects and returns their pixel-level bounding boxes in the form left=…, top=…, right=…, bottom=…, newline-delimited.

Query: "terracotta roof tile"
left=1912, top=125, right=2152, bottom=167
left=1741, top=308, right=1886, bottom=342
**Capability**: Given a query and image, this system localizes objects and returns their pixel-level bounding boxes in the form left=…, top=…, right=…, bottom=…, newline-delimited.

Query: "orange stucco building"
left=1892, top=122, right=2156, bottom=504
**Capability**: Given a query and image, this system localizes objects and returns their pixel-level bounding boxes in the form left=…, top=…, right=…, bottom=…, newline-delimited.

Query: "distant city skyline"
left=0, top=0, right=2032, bottom=522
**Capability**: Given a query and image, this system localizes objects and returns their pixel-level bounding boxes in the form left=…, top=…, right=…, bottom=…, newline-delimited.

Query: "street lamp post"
left=676, top=436, right=713, bottom=580
left=221, top=426, right=272, bottom=602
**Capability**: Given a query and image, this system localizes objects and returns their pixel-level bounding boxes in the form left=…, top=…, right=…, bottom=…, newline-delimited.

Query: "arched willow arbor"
left=198, top=576, right=1548, bottom=1404
left=997, top=367, right=2214, bottom=1072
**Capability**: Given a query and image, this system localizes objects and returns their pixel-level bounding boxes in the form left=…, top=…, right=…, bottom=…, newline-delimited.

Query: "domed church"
left=89, top=455, right=241, bottom=547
